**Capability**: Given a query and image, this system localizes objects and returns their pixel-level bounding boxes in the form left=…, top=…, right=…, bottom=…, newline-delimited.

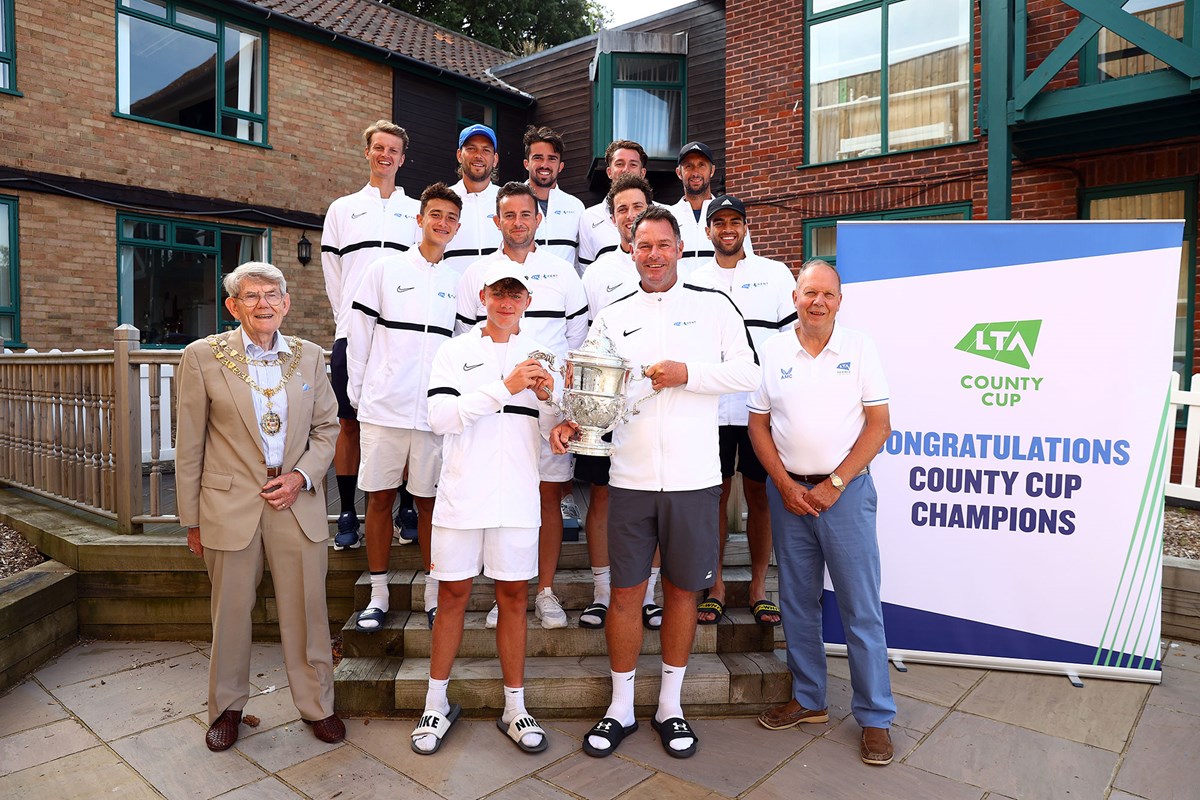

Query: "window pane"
left=613, top=87, right=682, bottom=159
left=122, top=15, right=218, bottom=134
left=0, top=315, right=12, bottom=342
left=121, top=0, right=167, bottom=18
left=175, top=225, right=216, bottom=248
left=811, top=225, right=838, bottom=261
left=0, top=64, right=9, bottom=90
left=458, top=97, right=494, bottom=127
left=123, top=245, right=218, bottom=345
left=615, top=56, right=680, bottom=83
left=0, top=202, right=10, bottom=308
left=1089, top=189, right=1189, bottom=371
left=1098, top=1, right=1183, bottom=81
left=177, top=7, right=217, bottom=35
left=123, top=219, right=168, bottom=241
left=887, top=0, right=970, bottom=153
left=219, top=232, right=263, bottom=328
left=221, top=117, right=263, bottom=142
left=223, top=24, right=262, bottom=116
left=810, top=8, right=882, bottom=162
left=813, top=0, right=861, bottom=12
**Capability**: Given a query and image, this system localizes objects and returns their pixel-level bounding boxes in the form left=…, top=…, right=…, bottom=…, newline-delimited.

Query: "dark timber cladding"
left=392, top=73, right=532, bottom=194
left=493, top=0, right=728, bottom=206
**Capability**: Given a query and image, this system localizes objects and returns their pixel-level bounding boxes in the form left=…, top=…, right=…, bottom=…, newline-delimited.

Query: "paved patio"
left=1, top=638, right=1198, bottom=799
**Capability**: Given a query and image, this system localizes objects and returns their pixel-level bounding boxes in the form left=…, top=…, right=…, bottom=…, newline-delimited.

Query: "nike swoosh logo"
left=396, top=286, right=413, bottom=293
left=606, top=283, right=622, bottom=292
left=351, top=212, right=368, bottom=219
left=591, top=220, right=606, bottom=228
left=463, top=362, right=484, bottom=371
left=623, top=328, right=642, bottom=337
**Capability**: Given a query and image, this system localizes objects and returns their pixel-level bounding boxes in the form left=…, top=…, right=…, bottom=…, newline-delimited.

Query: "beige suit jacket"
left=175, top=329, right=337, bottom=550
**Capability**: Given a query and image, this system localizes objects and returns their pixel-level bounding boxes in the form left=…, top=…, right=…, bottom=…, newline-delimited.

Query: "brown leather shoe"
left=205, top=709, right=241, bottom=752
left=860, top=726, right=893, bottom=765
left=758, top=699, right=830, bottom=730
left=304, top=714, right=346, bottom=744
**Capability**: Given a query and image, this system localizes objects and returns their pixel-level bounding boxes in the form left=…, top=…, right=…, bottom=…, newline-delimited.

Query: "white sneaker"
left=534, top=588, right=568, bottom=629
left=560, top=495, right=581, bottom=520
left=485, top=601, right=499, bottom=629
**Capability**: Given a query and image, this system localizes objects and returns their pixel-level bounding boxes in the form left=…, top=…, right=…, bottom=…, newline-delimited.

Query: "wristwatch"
left=829, top=473, right=845, bottom=492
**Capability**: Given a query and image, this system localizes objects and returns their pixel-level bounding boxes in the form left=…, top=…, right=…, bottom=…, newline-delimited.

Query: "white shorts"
left=357, top=423, right=441, bottom=496
left=429, top=525, right=539, bottom=582
left=539, top=438, right=574, bottom=483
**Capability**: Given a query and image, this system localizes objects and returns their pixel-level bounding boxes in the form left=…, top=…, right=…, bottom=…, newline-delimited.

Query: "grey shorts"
left=608, top=485, right=721, bottom=592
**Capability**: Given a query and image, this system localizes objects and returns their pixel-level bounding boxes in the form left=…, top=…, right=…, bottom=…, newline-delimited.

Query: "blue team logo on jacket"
left=438, top=291, right=456, bottom=300
left=780, top=367, right=793, bottom=380
left=674, top=320, right=696, bottom=327
left=741, top=282, right=769, bottom=289
left=837, top=361, right=851, bottom=374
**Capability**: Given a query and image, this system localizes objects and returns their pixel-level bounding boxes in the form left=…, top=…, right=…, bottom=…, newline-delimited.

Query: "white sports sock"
left=502, top=685, right=542, bottom=748
left=368, top=572, right=389, bottom=613
left=587, top=668, right=636, bottom=752
left=643, top=567, right=660, bottom=606
left=424, top=574, right=439, bottom=611
left=413, top=677, right=451, bottom=753
left=591, top=566, right=612, bottom=607
left=655, top=662, right=693, bottom=752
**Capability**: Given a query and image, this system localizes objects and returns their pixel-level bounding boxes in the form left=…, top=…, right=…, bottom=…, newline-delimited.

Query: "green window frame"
left=802, top=202, right=973, bottom=267
left=0, top=0, right=16, bottom=95
left=1082, top=178, right=1197, bottom=385
left=117, top=213, right=269, bottom=348
left=0, top=195, right=20, bottom=347
left=592, top=52, right=686, bottom=161
left=1080, top=0, right=1197, bottom=85
left=805, top=0, right=973, bottom=165
left=115, top=0, right=268, bottom=145
left=456, top=93, right=496, bottom=131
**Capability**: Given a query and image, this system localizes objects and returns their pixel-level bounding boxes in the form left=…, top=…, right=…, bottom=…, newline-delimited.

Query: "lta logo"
left=954, top=320, right=1042, bottom=369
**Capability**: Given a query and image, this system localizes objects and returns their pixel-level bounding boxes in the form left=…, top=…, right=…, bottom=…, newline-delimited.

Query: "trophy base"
left=567, top=429, right=614, bottom=457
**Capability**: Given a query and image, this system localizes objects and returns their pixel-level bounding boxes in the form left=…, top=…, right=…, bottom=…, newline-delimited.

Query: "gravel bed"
left=0, top=521, right=45, bottom=578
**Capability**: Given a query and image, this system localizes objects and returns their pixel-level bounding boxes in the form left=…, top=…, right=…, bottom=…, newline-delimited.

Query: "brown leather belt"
left=786, top=467, right=869, bottom=485
left=266, top=466, right=284, bottom=478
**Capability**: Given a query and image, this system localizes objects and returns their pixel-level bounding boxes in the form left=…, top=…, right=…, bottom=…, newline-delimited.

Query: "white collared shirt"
left=240, top=329, right=312, bottom=490
left=748, top=324, right=889, bottom=475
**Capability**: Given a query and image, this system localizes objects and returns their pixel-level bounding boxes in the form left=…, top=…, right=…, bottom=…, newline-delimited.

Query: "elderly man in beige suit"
left=176, top=261, right=344, bottom=752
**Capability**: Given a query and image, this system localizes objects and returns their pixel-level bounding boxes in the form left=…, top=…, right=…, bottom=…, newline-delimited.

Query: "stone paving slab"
left=33, top=640, right=198, bottom=690
left=0, top=746, right=161, bottom=799
left=0, top=679, right=69, bottom=737
left=110, top=717, right=266, bottom=800
left=1113, top=703, right=1200, bottom=800
left=0, top=717, right=99, bottom=777
left=537, top=749, right=655, bottom=800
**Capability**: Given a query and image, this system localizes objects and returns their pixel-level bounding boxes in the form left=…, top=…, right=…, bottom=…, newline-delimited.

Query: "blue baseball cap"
left=458, top=124, right=497, bottom=149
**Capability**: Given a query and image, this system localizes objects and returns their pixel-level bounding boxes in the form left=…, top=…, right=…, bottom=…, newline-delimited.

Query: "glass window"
left=1086, top=184, right=1195, bottom=377
left=457, top=95, right=495, bottom=129
left=117, top=215, right=266, bottom=346
left=802, top=203, right=972, bottom=267
left=808, top=0, right=970, bottom=163
left=0, top=196, right=18, bottom=345
left=1, top=0, right=16, bottom=92
left=1097, top=1, right=1187, bottom=81
left=116, top=0, right=267, bottom=144
left=596, top=53, right=685, bottom=160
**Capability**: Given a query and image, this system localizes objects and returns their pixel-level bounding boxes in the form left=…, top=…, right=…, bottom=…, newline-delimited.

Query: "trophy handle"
left=527, top=349, right=568, bottom=417
left=620, top=365, right=661, bottom=424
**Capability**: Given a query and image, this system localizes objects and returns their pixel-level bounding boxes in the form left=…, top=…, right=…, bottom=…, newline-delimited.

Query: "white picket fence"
left=1167, top=372, right=1200, bottom=502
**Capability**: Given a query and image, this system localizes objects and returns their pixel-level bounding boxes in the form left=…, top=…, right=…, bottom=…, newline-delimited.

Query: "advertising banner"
left=832, top=220, right=1183, bottom=682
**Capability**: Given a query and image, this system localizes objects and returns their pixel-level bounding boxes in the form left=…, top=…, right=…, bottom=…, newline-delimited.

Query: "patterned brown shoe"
left=758, top=699, right=830, bottom=730
left=304, top=714, right=346, bottom=744
left=205, top=709, right=241, bottom=752
left=860, top=726, right=893, bottom=765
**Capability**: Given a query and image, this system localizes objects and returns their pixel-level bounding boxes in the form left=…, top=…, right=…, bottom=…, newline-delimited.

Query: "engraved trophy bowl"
left=529, top=320, right=659, bottom=456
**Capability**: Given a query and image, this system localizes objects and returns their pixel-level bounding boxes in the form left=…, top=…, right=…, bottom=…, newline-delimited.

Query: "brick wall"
left=1, top=0, right=393, bottom=349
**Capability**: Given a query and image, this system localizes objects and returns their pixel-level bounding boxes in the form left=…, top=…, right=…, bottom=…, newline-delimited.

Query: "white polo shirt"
left=748, top=324, right=889, bottom=475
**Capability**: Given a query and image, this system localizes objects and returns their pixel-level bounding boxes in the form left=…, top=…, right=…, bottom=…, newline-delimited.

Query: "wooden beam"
left=984, top=0, right=1014, bottom=219
left=1063, top=0, right=1200, bottom=78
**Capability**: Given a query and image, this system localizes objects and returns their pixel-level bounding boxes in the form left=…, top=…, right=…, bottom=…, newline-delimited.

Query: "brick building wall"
left=2, top=0, right=397, bottom=349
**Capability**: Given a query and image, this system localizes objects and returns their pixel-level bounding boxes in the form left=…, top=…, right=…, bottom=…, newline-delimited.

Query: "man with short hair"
left=322, top=120, right=421, bottom=551
left=412, top=261, right=559, bottom=756
left=524, top=126, right=585, bottom=266
left=581, top=174, right=651, bottom=318
left=667, top=141, right=752, bottom=280
left=345, top=183, right=463, bottom=633
left=443, top=124, right=502, bottom=276
left=577, top=140, right=648, bottom=274
left=748, top=259, right=896, bottom=767
left=551, top=206, right=760, bottom=760
left=689, top=196, right=795, bottom=629
left=454, top=182, right=588, bottom=629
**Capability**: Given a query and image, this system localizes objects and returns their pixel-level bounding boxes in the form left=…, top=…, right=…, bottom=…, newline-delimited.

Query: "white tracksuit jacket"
left=442, top=181, right=501, bottom=276
left=581, top=247, right=639, bottom=321
left=666, top=196, right=754, bottom=281
left=532, top=185, right=585, bottom=266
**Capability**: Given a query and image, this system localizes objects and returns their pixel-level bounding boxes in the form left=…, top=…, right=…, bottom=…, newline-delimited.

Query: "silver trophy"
left=530, top=319, right=660, bottom=456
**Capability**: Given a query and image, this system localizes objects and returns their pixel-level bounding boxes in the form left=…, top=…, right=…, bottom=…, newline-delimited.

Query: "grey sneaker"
left=560, top=494, right=581, bottom=521
left=485, top=601, right=499, bottom=629
left=534, top=588, right=568, bottom=629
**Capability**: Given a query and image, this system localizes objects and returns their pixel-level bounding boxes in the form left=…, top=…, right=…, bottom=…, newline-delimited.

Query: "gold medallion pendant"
left=260, top=411, right=282, bottom=436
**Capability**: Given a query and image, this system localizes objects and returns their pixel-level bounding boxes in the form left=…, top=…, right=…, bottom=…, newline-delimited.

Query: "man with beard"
left=667, top=142, right=751, bottom=279
left=689, top=196, right=796, bottom=628
left=443, top=124, right=501, bottom=276
left=577, top=140, right=648, bottom=274
left=524, top=126, right=584, bottom=266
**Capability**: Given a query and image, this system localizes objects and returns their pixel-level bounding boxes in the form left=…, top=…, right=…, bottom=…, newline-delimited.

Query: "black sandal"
left=581, top=717, right=638, bottom=758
